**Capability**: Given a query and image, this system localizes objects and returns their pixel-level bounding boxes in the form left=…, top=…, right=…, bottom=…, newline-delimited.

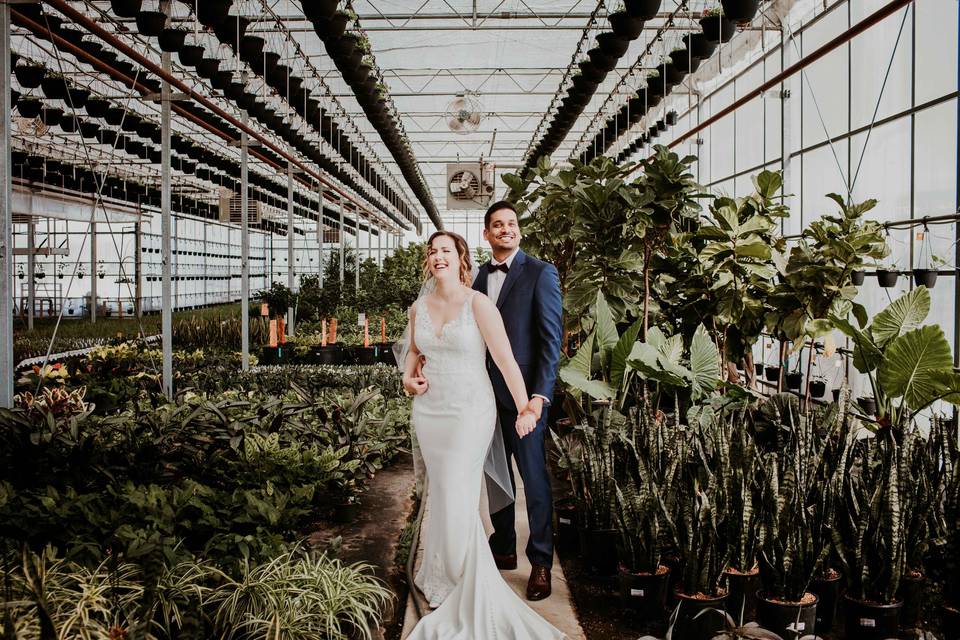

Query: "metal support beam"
left=0, top=0, right=12, bottom=407
left=378, top=224, right=383, bottom=270
left=90, top=222, right=97, bottom=324
left=27, top=218, right=35, bottom=331
left=241, top=110, right=250, bottom=371
left=338, top=194, right=345, bottom=283
left=287, top=160, right=295, bottom=336
left=134, top=221, right=142, bottom=318
left=160, top=41, right=172, bottom=398
left=355, top=214, right=361, bottom=291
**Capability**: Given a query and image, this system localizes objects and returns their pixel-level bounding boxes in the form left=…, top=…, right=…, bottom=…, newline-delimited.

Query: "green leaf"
left=610, top=319, right=643, bottom=389
left=558, top=367, right=616, bottom=400
left=689, top=324, right=720, bottom=401
left=869, top=286, right=931, bottom=346
left=877, top=325, right=953, bottom=411
left=594, top=292, right=620, bottom=366
left=565, top=331, right=596, bottom=380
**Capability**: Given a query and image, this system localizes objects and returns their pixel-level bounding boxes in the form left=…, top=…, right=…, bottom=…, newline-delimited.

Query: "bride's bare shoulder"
left=469, top=288, right=496, bottom=313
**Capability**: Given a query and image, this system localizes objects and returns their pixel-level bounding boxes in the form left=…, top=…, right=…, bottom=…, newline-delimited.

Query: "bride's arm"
left=473, top=294, right=537, bottom=436
left=403, top=306, right=428, bottom=396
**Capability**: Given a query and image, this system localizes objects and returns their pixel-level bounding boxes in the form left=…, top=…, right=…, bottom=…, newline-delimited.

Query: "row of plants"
left=509, top=149, right=959, bottom=639
left=2, top=356, right=410, bottom=637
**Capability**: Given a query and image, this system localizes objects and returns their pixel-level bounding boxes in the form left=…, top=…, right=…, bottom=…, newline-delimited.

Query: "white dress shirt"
left=485, top=248, right=549, bottom=406
left=485, top=247, right=519, bottom=305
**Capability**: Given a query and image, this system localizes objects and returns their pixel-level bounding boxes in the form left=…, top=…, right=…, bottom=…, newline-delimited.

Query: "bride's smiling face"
left=428, top=235, right=461, bottom=281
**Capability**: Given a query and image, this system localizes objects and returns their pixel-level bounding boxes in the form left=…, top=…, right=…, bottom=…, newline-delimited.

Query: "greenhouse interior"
left=0, top=0, right=958, bottom=639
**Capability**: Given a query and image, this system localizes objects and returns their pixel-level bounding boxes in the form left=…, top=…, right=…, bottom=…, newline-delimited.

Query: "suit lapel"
left=496, top=250, right=527, bottom=310
left=473, top=261, right=490, bottom=294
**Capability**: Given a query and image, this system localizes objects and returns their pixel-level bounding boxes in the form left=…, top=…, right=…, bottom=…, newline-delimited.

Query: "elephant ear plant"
left=831, top=285, right=960, bottom=429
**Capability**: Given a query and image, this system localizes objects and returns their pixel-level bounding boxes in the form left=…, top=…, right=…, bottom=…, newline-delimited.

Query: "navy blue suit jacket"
left=473, top=250, right=563, bottom=410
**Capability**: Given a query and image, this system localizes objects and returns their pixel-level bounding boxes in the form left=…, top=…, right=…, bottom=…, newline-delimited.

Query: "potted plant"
left=700, top=6, right=737, bottom=43
left=850, top=268, right=866, bottom=285
left=721, top=0, right=760, bottom=23
left=876, top=263, right=899, bottom=287
left=608, top=9, right=645, bottom=40
left=785, top=369, right=803, bottom=391
left=941, top=413, right=960, bottom=639
left=912, top=254, right=943, bottom=289
left=809, top=376, right=827, bottom=398
left=625, top=0, right=662, bottom=20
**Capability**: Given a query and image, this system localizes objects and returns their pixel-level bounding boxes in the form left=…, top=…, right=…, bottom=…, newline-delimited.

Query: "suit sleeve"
left=532, top=263, right=563, bottom=402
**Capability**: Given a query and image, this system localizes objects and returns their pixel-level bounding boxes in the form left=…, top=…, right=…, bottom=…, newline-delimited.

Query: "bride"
left=402, top=231, right=565, bottom=639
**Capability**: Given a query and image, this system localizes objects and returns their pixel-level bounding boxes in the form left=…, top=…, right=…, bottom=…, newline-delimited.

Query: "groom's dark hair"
left=484, top=200, right=518, bottom=229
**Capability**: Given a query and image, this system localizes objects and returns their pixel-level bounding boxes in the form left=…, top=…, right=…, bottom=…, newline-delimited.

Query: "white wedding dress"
left=407, top=292, right=565, bottom=640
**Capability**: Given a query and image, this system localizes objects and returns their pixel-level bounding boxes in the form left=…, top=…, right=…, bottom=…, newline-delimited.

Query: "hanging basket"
left=135, top=11, right=167, bottom=37
left=177, top=45, right=205, bottom=67
left=16, top=97, right=42, bottom=119
left=669, top=49, right=702, bottom=72
left=109, top=0, right=142, bottom=18
left=700, top=15, right=738, bottom=43
left=721, top=0, right=761, bottom=23
left=597, top=32, right=630, bottom=57
left=608, top=11, right=645, bottom=40
left=158, top=28, right=187, bottom=53
left=625, top=0, right=662, bottom=20
left=14, top=64, right=46, bottom=89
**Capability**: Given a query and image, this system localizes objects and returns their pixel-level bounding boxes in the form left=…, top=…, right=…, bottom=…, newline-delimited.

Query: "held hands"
left=403, top=355, right=429, bottom=396
left=515, top=397, right=544, bottom=439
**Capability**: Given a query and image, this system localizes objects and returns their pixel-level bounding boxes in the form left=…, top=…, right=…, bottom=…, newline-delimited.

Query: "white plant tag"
left=558, top=517, right=571, bottom=525
left=630, top=589, right=645, bottom=597
left=357, top=312, right=366, bottom=326
left=859, top=618, right=876, bottom=627
left=787, top=622, right=805, bottom=631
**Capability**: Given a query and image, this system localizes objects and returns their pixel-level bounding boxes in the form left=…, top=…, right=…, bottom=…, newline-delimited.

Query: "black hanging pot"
left=684, top=32, right=719, bottom=59
left=786, top=371, right=803, bottom=391
left=225, top=82, right=246, bottom=101
left=16, top=97, right=42, bottom=119
left=214, top=16, right=250, bottom=45
left=211, top=71, right=234, bottom=91
left=857, top=396, right=877, bottom=415
left=664, top=62, right=687, bottom=85
left=40, top=75, right=69, bottom=101
left=59, top=115, right=79, bottom=133
left=158, top=28, right=186, bottom=52
left=109, top=0, right=142, bottom=18
left=843, top=596, right=902, bottom=640
left=608, top=11, right=644, bottom=39
left=66, top=87, right=90, bottom=109
left=876, top=269, right=899, bottom=287
left=41, top=107, right=63, bottom=127
left=148, top=148, right=161, bottom=163
left=625, top=0, right=661, bottom=20
left=84, top=98, right=110, bottom=119
left=764, top=365, right=781, bottom=383
left=912, top=268, right=938, bottom=288
left=121, top=113, right=142, bottom=132
left=578, top=60, right=607, bottom=83
left=97, top=128, right=118, bottom=146
left=596, top=32, right=630, bottom=58
left=104, top=107, right=125, bottom=126
left=850, top=269, right=866, bottom=285
left=722, top=0, right=761, bottom=23
left=239, top=35, right=265, bottom=64
left=196, top=58, right=221, bottom=80
left=135, top=10, right=167, bottom=37
left=326, top=33, right=357, bottom=57
left=302, top=0, right=338, bottom=22
left=79, top=121, right=100, bottom=139
left=587, top=47, right=619, bottom=73
left=700, top=14, right=738, bottom=43
left=571, top=74, right=600, bottom=93
left=758, top=593, right=818, bottom=640
left=669, top=49, right=701, bottom=72
left=14, top=64, right=45, bottom=89
left=316, top=13, right=350, bottom=41
left=196, top=0, right=231, bottom=26
left=177, top=44, right=205, bottom=67
left=810, top=380, right=826, bottom=398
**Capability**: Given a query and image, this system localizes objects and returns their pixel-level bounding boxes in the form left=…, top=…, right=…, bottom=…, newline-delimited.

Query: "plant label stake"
left=322, top=319, right=327, bottom=347
left=269, top=319, right=278, bottom=347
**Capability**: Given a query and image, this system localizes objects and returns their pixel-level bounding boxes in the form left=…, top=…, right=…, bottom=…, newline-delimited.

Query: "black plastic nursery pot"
left=554, top=501, right=579, bottom=554
left=351, top=346, right=378, bottom=366
left=757, top=593, right=818, bottom=640
left=876, top=269, right=899, bottom=287
left=810, top=570, right=842, bottom=633
left=333, top=500, right=359, bottom=524
left=683, top=32, right=718, bottom=59
left=109, top=0, right=142, bottom=18
left=831, top=388, right=841, bottom=402
left=810, top=380, right=827, bottom=398
left=851, top=269, right=866, bottom=285
left=14, top=64, right=45, bottom=88
left=764, top=365, right=781, bottom=383
left=942, top=604, right=960, bottom=640
left=578, top=527, right=618, bottom=576
left=625, top=0, right=662, bottom=20
left=310, top=345, right=343, bottom=365
left=755, top=363, right=764, bottom=376
left=913, top=268, right=938, bottom=288
left=721, top=0, right=761, bottom=22
left=786, top=371, right=803, bottom=391
left=700, top=15, right=738, bottom=43
left=608, top=11, right=645, bottom=40
left=843, top=596, right=903, bottom=640
left=898, top=571, right=925, bottom=629
left=857, top=396, right=878, bottom=415
left=376, top=343, right=397, bottom=366
left=672, top=591, right=728, bottom=640
left=135, top=10, right=167, bottom=37
left=158, top=28, right=186, bottom=52
left=723, top=567, right=760, bottom=623
left=618, top=565, right=670, bottom=619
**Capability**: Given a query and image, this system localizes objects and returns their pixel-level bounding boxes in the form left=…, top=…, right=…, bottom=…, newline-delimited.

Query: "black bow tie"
left=488, top=262, right=509, bottom=274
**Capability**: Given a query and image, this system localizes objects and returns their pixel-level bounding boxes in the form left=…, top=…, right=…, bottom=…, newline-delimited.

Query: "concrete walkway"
left=400, top=463, right=586, bottom=639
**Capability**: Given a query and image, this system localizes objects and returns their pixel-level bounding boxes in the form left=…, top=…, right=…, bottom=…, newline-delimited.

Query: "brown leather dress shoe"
left=526, top=564, right=551, bottom=601
left=491, top=550, right=517, bottom=571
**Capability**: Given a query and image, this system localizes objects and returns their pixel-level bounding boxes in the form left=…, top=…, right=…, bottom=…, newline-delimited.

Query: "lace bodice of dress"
left=414, top=292, right=488, bottom=376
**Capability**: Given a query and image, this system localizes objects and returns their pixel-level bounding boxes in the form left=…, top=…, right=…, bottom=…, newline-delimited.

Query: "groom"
left=473, top=200, right=563, bottom=601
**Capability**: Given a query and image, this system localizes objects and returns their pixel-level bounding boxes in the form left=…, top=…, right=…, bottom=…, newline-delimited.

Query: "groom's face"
left=483, top=208, right=521, bottom=253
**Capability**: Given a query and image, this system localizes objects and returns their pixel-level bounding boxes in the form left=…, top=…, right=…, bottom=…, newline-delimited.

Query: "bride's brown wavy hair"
left=424, top=231, right=473, bottom=285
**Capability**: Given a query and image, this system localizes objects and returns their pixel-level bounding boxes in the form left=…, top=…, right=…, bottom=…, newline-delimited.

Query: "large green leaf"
left=565, top=331, right=595, bottom=380
left=610, top=318, right=643, bottom=388
left=877, top=325, right=953, bottom=411
left=558, top=367, right=616, bottom=400
left=869, top=287, right=930, bottom=346
left=689, top=324, right=720, bottom=401
left=831, top=314, right=882, bottom=373
left=594, top=292, right=620, bottom=366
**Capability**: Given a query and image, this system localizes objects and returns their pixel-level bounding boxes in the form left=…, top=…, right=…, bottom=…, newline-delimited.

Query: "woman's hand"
left=403, top=374, right=429, bottom=396
left=515, top=410, right=537, bottom=438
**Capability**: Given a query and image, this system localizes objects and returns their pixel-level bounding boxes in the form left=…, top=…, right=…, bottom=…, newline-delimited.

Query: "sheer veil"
left=393, top=266, right=516, bottom=514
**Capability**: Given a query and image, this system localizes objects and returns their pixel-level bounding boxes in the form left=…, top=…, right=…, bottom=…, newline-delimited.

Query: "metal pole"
left=160, top=33, right=173, bottom=398
left=241, top=109, right=250, bottom=370
left=0, top=0, right=13, bottom=406
left=378, top=224, right=383, bottom=270
left=318, top=189, right=324, bottom=289
left=27, top=218, right=35, bottom=331
left=338, top=194, right=345, bottom=283
left=134, top=221, right=142, bottom=318
left=90, top=221, right=97, bottom=323
left=287, top=160, right=295, bottom=335
left=355, top=214, right=361, bottom=291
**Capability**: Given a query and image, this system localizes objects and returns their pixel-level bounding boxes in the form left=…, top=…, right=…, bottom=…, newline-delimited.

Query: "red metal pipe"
left=39, top=0, right=393, bottom=226
left=666, top=0, right=914, bottom=150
